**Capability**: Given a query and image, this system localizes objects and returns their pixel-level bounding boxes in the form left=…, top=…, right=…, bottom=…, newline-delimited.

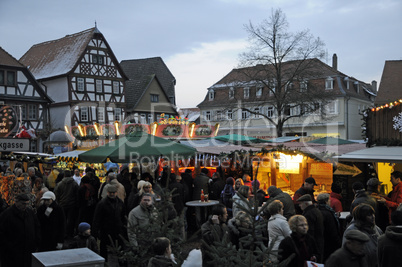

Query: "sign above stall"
left=309, top=163, right=333, bottom=176
left=0, top=105, right=19, bottom=138
left=0, top=138, right=30, bottom=152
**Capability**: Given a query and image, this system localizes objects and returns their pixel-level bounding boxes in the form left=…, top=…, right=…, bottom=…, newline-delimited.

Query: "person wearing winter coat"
left=377, top=209, right=402, bottom=267
left=209, top=172, right=225, bottom=201
left=37, top=191, right=66, bottom=251
left=293, top=177, right=317, bottom=214
left=330, top=183, right=343, bottom=212
left=71, top=222, right=99, bottom=254
left=278, top=215, right=319, bottom=267
left=221, top=177, right=236, bottom=217
left=148, top=237, right=176, bottom=267
left=127, top=193, right=158, bottom=247
left=316, top=193, right=342, bottom=262
left=343, top=203, right=383, bottom=267
left=227, top=211, right=253, bottom=249
left=298, top=194, right=324, bottom=263
left=92, top=185, right=126, bottom=261
left=77, top=175, right=97, bottom=227
left=193, top=168, right=210, bottom=200
left=326, top=229, right=370, bottom=267
left=266, top=185, right=295, bottom=220
left=101, top=172, right=126, bottom=203
left=267, top=200, right=292, bottom=263
left=251, top=180, right=267, bottom=206
left=168, top=174, right=185, bottom=215
left=378, top=171, right=402, bottom=224
left=54, top=169, right=79, bottom=238
left=232, top=185, right=250, bottom=218
left=201, top=204, right=229, bottom=267
left=350, top=181, right=377, bottom=215
left=0, top=194, right=41, bottom=267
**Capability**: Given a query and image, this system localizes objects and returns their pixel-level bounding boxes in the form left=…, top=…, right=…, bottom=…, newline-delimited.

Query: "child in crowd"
left=71, top=222, right=99, bottom=254
left=148, top=237, right=176, bottom=267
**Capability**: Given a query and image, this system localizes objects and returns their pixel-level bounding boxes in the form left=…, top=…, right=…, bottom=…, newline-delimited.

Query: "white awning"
left=334, top=146, right=402, bottom=163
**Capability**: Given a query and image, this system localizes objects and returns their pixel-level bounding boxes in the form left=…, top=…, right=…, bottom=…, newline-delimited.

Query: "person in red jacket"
left=330, top=183, right=343, bottom=212
left=379, top=171, right=402, bottom=224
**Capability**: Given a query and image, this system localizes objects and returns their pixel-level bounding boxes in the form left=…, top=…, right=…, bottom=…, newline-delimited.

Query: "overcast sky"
left=1, top=0, right=401, bottom=108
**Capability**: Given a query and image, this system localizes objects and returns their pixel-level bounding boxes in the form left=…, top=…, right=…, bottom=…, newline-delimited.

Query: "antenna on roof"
left=95, top=20, right=97, bottom=27
left=94, top=21, right=101, bottom=33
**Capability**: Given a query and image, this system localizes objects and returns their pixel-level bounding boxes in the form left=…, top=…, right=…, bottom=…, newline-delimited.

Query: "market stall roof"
left=179, top=139, right=260, bottom=155
left=334, top=146, right=402, bottom=163
left=212, top=134, right=272, bottom=145
left=308, top=137, right=357, bottom=145
left=54, top=150, right=87, bottom=158
left=268, top=136, right=300, bottom=143
left=265, top=142, right=366, bottom=156
left=78, top=133, right=197, bottom=163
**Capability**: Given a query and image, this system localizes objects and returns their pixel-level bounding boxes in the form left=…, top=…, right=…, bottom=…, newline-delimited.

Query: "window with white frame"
left=344, top=77, right=350, bottom=90
left=81, top=106, right=89, bottom=121
left=300, top=81, right=308, bottom=92
left=114, top=108, right=122, bottom=121
left=0, top=70, right=16, bottom=86
left=148, top=114, right=153, bottom=124
left=256, top=86, right=262, bottom=97
left=354, top=82, right=360, bottom=93
left=216, top=110, right=223, bottom=120
left=269, top=80, right=276, bottom=96
left=97, top=107, right=105, bottom=122
left=209, top=90, right=215, bottom=100
left=229, top=87, right=234, bottom=98
left=140, top=114, right=146, bottom=124
left=325, top=77, right=334, bottom=90
left=113, top=81, right=119, bottom=94
left=28, top=105, right=37, bottom=120
left=205, top=111, right=211, bottom=121
left=326, top=100, right=338, bottom=114
left=96, top=80, right=102, bottom=93
left=92, top=54, right=104, bottom=65
left=242, top=109, right=249, bottom=119
left=21, top=105, right=26, bottom=120
left=227, top=109, right=233, bottom=120
left=267, top=106, right=274, bottom=118
left=244, top=87, right=250, bottom=99
left=150, top=94, right=159, bottom=102
left=77, top=78, right=85, bottom=92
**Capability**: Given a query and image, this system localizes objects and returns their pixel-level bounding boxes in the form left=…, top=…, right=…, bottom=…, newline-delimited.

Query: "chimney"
left=371, top=80, right=377, bottom=93
left=332, top=53, right=338, bottom=70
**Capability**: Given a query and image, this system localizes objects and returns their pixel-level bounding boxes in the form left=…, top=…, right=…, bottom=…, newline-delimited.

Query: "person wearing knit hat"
left=330, top=183, right=343, bottom=212
left=71, top=222, right=99, bottom=254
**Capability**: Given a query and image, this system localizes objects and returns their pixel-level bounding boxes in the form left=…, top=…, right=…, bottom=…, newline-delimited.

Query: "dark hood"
left=385, top=226, right=402, bottom=241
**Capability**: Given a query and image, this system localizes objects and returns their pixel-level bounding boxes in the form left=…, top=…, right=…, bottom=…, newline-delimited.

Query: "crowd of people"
left=1, top=162, right=402, bottom=267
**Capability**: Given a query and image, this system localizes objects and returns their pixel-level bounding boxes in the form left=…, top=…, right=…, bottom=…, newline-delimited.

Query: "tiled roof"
left=375, top=60, right=402, bottom=105
left=125, top=74, right=155, bottom=111
left=120, top=57, right=176, bottom=104
left=0, top=47, right=25, bottom=67
left=19, top=28, right=95, bottom=80
left=198, top=58, right=375, bottom=108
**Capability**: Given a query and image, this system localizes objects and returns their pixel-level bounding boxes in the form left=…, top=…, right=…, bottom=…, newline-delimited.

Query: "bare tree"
left=226, top=8, right=336, bottom=137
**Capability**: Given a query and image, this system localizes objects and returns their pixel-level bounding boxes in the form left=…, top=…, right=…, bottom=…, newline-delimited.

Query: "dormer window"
left=229, top=87, right=234, bottom=98
left=244, top=87, right=250, bottom=99
left=325, top=77, right=334, bottom=90
left=344, top=77, right=350, bottom=90
left=256, top=86, right=262, bottom=98
left=209, top=89, right=215, bottom=100
left=354, top=81, right=360, bottom=93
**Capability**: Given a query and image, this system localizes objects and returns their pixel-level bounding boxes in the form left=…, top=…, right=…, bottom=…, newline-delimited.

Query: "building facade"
left=198, top=56, right=376, bottom=140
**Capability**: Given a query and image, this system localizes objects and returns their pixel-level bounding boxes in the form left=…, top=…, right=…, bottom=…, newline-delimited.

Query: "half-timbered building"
left=0, top=46, right=52, bottom=151
left=19, top=27, right=127, bottom=131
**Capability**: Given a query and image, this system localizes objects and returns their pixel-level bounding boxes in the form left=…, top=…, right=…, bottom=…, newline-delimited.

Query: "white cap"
left=41, top=191, right=56, bottom=201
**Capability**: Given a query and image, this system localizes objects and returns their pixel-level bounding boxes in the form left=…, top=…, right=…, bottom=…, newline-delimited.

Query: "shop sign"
left=334, top=163, right=362, bottom=177
left=309, top=163, right=333, bottom=176
left=0, top=105, right=19, bottom=138
left=0, top=138, right=29, bottom=152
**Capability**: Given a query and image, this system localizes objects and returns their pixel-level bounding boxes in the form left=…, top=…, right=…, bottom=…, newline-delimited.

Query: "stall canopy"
left=334, top=146, right=402, bottom=163
left=78, top=133, right=197, bottom=163
left=179, top=139, right=260, bottom=155
left=308, top=137, right=356, bottom=145
left=212, top=134, right=272, bottom=145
